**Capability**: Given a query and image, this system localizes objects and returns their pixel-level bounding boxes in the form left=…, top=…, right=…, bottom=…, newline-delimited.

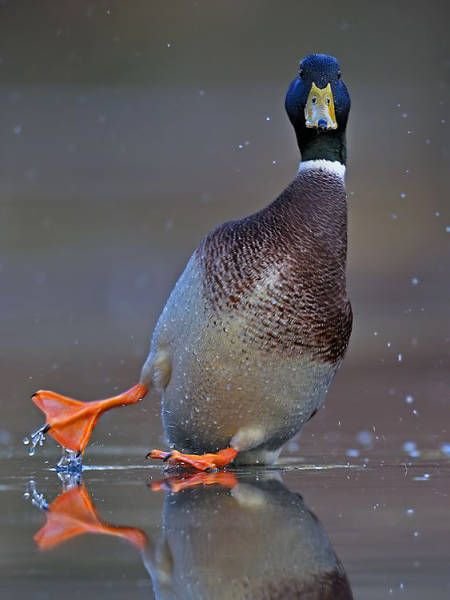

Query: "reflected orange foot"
left=147, top=447, right=238, bottom=472
left=34, top=484, right=147, bottom=551
left=31, top=383, right=148, bottom=453
left=151, top=471, right=238, bottom=492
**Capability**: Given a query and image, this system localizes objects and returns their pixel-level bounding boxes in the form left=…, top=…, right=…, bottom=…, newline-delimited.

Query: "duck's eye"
left=326, top=97, right=331, bottom=105
left=299, top=68, right=304, bottom=78
left=311, top=97, right=317, bottom=104
left=337, top=71, right=342, bottom=79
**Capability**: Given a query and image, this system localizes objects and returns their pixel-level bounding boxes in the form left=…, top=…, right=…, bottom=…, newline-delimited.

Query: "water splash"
left=23, top=424, right=50, bottom=456
left=56, top=448, right=83, bottom=473
left=23, top=480, right=49, bottom=511
left=57, top=469, right=82, bottom=489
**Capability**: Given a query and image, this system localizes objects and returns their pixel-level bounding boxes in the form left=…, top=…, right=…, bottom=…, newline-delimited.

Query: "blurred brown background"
left=0, top=0, right=449, bottom=453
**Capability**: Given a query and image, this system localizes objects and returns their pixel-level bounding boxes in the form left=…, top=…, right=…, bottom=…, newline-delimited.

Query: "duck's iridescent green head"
left=285, top=54, right=351, bottom=164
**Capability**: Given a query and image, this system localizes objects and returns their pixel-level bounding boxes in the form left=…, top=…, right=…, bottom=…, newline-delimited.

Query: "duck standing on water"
left=30, top=53, right=352, bottom=470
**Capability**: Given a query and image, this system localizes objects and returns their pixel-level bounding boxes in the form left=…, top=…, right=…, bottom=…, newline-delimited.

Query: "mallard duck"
left=30, top=53, right=352, bottom=470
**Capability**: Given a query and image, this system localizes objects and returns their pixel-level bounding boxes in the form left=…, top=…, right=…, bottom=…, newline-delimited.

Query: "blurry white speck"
left=413, top=531, right=419, bottom=537
left=397, top=353, right=403, bottom=362
left=390, top=213, right=398, bottom=220
left=425, top=138, right=431, bottom=144
left=440, top=443, right=450, bottom=456
left=345, top=448, right=360, bottom=458
left=407, top=130, right=412, bottom=134
left=106, top=8, right=111, bottom=15
left=434, top=211, right=440, bottom=216
left=13, top=124, right=22, bottom=135
left=167, top=42, right=171, bottom=48
left=396, top=103, right=401, bottom=108
left=244, top=140, right=250, bottom=146
left=356, top=430, right=373, bottom=446
left=412, top=408, right=419, bottom=416
left=402, top=112, right=408, bottom=118
left=402, top=441, right=417, bottom=453
left=272, top=160, right=277, bottom=165
left=440, top=119, right=446, bottom=124
left=445, top=226, right=450, bottom=233
left=199, top=89, right=205, bottom=96
left=405, top=394, right=414, bottom=404
left=265, top=116, right=271, bottom=121
left=411, top=277, right=420, bottom=286
left=387, top=341, right=391, bottom=348
left=406, top=508, right=414, bottom=516
left=238, top=144, right=243, bottom=149
left=373, top=331, right=378, bottom=336
left=400, top=192, right=406, bottom=198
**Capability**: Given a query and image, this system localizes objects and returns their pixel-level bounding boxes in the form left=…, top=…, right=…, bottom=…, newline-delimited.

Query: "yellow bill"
left=304, top=82, right=337, bottom=130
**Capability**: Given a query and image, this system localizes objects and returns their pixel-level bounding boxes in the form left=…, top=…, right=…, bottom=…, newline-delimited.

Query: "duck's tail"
left=31, top=383, right=148, bottom=453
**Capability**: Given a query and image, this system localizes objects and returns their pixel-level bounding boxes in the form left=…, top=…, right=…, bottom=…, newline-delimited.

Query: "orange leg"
left=31, top=383, right=148, bottom=453
left=147, top=447, right=238, bottom=471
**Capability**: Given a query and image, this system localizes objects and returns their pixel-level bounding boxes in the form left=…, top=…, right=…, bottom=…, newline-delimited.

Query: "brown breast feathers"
left=197, top=168, right=353, bottom=364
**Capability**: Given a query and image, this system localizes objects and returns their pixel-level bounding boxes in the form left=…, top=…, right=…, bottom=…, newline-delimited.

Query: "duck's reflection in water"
left=28, top=472, right=353, bottom=600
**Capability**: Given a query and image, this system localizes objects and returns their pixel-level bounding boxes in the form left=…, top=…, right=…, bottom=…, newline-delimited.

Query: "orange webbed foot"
left=29, top=383, right=148, bottom=453
left=150, top=471, right=238, bottom=492
left=147, top=447, right=238, bottom=471
left=34, top=483, right=147, bottom=552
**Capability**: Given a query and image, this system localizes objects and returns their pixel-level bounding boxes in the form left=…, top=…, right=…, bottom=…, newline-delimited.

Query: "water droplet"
left=24, top=424, right=49, bottom=456
left=356, top=430, right=373, bottom=446
left=397, top=353, right=403, bottom=362
left=411, top=277, right=420, bottom=286
left=440, top=443, right=450, bottom=456
left=445, top=226, right=450, bottom=233
left=405, top=394, right=414, bottom=404
left=345, top=448, right=360, bottom=458
left=402, top=441, right=417, bottom=453
left=265, top=116, right=271, bottom=121
left=400, top=192, right=406, bottom=198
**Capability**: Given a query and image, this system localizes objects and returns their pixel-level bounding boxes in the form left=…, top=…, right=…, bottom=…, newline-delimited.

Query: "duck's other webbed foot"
left=147, top=447, right=238, bottom=471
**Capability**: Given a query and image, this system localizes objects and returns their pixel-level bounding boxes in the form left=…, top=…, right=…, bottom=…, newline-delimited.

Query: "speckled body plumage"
left=143, top=477, right=353, bottom=599
left=141, top=163, right=352, bottom=463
